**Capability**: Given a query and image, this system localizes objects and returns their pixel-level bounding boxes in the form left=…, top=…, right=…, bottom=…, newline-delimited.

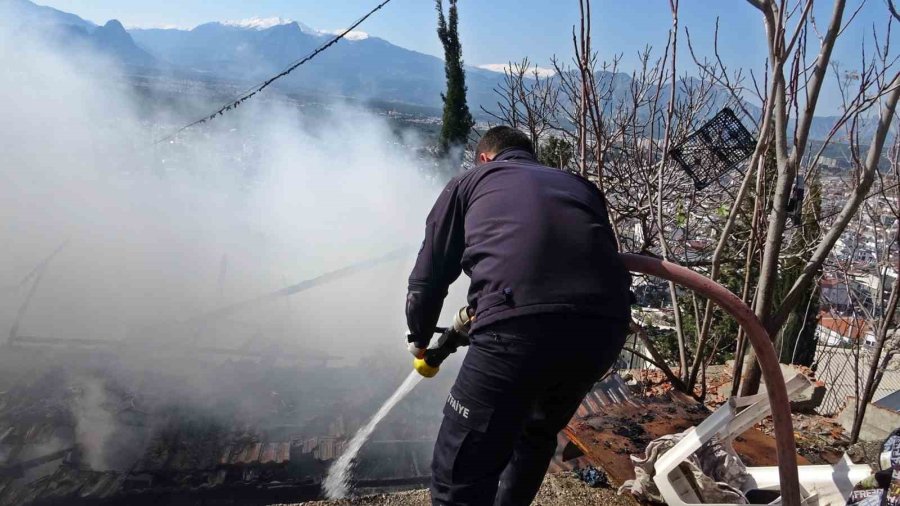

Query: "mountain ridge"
left=0, top=0, right=870, bottom=142
left=126, top=18, right=502, bottom=108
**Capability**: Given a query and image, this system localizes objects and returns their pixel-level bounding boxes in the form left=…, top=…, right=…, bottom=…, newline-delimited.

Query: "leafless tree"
left=488, top=0, right=900, bottom=404
left=849, top=128, right=900, bottom=442
left=481, top=58, right=560, bottom=159
left=739, top=0, right=900, bottom=395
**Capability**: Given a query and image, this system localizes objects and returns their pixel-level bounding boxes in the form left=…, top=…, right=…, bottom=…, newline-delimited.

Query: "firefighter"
left=406, top=126, right=632, bottom=505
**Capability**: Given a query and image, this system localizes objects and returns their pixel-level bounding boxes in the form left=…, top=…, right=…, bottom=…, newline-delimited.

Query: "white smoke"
left=0, top=17, right=469, bottom=485
left=0, top=26, right=455, bottom=356
left=71, top=377, right=117, bottom=470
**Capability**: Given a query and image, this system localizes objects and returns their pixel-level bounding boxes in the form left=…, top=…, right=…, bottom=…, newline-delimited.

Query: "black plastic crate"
left=670, top=108, right=756, bottom=190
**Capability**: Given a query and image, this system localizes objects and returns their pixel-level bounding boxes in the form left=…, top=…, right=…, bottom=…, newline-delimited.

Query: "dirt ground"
left=274, top=473, right=635, bottom=506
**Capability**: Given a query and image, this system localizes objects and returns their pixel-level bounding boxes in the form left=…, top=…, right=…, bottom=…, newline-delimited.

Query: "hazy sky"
left=36, top=0, right=896, bottom=112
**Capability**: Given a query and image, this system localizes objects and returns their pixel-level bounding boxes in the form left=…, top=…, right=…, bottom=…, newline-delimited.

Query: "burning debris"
left=0, top=344, right=445, bottom=506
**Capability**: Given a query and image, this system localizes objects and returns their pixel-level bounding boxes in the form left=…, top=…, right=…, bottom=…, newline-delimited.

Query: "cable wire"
left=154, top=0, right=394, bottom=145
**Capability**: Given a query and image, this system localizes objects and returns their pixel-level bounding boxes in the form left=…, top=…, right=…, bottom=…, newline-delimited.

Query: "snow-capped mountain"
left=0, top=0, right=501, bottom=109
left=124, top=17, right=500, bottom=108
left=221, top=17, right=307, bottom=31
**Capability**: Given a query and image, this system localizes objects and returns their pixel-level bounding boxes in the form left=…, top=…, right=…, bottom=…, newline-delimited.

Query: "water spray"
left=322, top=370, right=422, bottom=499
left=323, top=307, right=471, bottom=499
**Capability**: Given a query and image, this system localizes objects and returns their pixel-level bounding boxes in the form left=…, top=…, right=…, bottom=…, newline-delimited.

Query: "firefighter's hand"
left=406, top=332, right=428, bottom=359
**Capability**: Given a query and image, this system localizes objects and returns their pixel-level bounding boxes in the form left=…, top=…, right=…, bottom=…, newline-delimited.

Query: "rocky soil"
left=274, top=473, right=635, bottom=506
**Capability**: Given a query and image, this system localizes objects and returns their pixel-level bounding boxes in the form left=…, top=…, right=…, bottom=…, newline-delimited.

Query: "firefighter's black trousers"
left=430, top=314, right=628, bottom=506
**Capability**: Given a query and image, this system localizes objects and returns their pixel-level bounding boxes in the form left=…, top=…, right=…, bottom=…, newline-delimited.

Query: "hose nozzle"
left=413, top=306, right=472, bottom=378
left=413, top=357, right=440, bottom=378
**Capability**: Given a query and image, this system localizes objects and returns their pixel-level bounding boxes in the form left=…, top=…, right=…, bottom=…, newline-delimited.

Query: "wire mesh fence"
left=813, top=343, right=900, bottom=416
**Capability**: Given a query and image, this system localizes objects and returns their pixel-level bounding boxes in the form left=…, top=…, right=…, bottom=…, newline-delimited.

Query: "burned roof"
left=259, top=442, right=291, bottom=465
left=0, top=465, right=123, bottom=506
left=561, top=373, right=802, bottom=488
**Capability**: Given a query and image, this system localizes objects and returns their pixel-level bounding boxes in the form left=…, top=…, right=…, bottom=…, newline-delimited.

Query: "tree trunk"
left=742, top=71, right=900, bottom=395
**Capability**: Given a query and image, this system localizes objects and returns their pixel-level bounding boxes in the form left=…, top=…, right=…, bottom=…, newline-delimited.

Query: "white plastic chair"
left=653, top=372, right=872, bottom=505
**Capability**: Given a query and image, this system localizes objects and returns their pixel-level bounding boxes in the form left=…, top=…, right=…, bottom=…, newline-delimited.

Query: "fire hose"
left=409, top=254, right=801, bottom=505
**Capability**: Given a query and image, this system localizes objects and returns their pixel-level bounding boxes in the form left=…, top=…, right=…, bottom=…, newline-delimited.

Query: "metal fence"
left=813, top=343, right=900, bottom=416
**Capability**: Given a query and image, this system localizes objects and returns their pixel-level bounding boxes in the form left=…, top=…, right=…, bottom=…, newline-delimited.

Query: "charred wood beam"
left=8, top=241, right=68, bottom=346
left=148, top=247, right=407, bottom=333
left=10, top=335, right=111, bottom=347
left=0, top=447, right=74, bottom=477
left=11, top=240, right=68, bottom=291
left=9, top=335, right=337, bottom=361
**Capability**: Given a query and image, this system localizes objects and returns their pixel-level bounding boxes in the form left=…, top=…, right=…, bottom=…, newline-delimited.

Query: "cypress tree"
left=436, top=0, right=474, bottom=155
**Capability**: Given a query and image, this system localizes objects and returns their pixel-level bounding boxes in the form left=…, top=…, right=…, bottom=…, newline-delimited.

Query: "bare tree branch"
left=888, top=0, right=900, bottom=21
left=772, top=71, right=900, bottom=330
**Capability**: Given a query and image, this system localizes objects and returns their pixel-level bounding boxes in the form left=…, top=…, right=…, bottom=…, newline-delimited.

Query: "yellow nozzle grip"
left=413, top=357, right=439, bottom=378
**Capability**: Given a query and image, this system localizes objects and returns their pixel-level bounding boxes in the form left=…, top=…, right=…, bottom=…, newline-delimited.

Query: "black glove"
left=405, top=287, right=443, bottom=355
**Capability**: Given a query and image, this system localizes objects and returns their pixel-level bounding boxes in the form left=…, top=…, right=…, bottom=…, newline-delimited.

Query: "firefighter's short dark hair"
left=475, top=126, right=535, bottom=159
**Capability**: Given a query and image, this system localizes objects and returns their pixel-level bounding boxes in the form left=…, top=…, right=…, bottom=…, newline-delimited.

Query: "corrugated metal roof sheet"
left=219, top=445, right=233, bottom=465
left=237, top=443, right=262, bottom=464
left=315, top=438, right=338, bottom=461
left=277, top=442, right=291, bottom=463
left=214, top=441, right=294, bottom=466
left=574, top=373, right=637, bottom=418
left=258, top=442, right=290, bottom=464
left=259, top=443, right=277, bottom=464
left=553, top=373, right=637, bottom=471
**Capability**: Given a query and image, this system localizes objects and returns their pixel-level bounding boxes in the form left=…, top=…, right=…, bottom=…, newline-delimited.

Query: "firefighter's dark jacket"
left=406, top=148, right=631, bottom=347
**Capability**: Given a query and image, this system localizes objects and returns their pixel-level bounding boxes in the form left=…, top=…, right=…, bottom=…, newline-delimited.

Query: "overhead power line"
left=155, top=0, right=394, bottom=145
